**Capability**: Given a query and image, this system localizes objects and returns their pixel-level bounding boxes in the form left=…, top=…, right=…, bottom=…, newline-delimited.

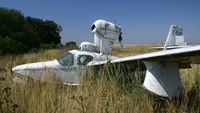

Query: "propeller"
left=119, top=32, right=123, bottom=48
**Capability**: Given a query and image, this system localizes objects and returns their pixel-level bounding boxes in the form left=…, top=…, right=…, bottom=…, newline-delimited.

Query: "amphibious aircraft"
left=12, top=19, right=200, bottom=97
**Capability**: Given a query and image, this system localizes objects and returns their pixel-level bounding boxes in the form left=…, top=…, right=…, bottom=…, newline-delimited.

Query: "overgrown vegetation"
left=0, top=45, right=200, bottom=113
left=0, top=7, right=62, bottom=54
left=66, top=41, right=77, bottom=47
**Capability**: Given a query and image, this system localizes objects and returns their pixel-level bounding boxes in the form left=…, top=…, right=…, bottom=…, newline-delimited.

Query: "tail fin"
left=164, top=25, right=186, bottom=50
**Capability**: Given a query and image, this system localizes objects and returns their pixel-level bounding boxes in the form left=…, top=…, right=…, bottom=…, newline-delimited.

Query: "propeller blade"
left=119, top=33, right=123, bottom=48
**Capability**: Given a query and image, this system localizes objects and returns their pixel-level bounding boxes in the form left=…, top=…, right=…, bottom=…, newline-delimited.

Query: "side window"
left=77, top=55, right=93, bottom=65
left=57, top=52, right=74, bottom=66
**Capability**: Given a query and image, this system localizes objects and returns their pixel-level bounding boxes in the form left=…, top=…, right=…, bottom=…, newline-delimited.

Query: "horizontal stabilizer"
left=151, top=45, right=189, bottom=50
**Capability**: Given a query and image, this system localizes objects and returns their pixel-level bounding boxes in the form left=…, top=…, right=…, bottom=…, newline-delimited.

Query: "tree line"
left=0, top=7, right=62, bottom=54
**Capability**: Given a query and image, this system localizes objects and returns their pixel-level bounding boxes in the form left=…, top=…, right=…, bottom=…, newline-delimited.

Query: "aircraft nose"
left=11, top=67, right=16, bottom=73
left=11, top=65, right=27, bottom=76
left=11, top=66, right=27, bottom=84
left=11, top=60, right=59, bottom=81
left=12, top=66, right=19, bottom=73
left=11, top=67, right=18, bottom=74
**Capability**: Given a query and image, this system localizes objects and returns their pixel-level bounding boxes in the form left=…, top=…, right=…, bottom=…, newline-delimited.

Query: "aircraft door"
left=77, top=55, right=93, bottom=77
left=56, top=52, right=79, bottom=84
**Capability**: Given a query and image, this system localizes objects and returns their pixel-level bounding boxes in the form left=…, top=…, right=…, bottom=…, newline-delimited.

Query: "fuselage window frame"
left=57, top=52, right=74, bottom=66
left=77, top=55, right=93, bottom=66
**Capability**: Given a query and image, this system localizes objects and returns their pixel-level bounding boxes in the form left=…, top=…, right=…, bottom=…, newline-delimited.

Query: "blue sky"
left=1, top=0, right=200, bottom=44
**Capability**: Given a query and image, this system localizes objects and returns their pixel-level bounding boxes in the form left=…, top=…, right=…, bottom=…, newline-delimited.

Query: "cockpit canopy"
left=57, top=52, right=93, bottom=66
left=57, top=52, right=74, bottom=66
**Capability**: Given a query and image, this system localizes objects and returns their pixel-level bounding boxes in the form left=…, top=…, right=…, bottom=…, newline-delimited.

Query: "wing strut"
left=143, top=61, right=183, bottom=97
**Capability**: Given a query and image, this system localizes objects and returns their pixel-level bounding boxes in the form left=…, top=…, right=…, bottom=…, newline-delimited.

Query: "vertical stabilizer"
left=164, top=25, right=186, bottom=50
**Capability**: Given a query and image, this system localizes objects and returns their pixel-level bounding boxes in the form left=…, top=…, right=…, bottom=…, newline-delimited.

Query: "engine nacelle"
left=91, top=20, right=121, bottom=40
left=91, top=20, right=122, bottom=54
left=79, top=19, right=122, bottom=54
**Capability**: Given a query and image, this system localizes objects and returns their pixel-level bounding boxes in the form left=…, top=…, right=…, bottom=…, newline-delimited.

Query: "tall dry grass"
left=0, top=45, right=200, bottom=113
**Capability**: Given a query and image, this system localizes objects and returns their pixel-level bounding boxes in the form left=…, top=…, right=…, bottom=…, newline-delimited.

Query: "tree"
left=25, top=17, right=62, bottom=44
left=0, top=36, right=15, bottom=54
left=0, top=7, right=62, bottom=54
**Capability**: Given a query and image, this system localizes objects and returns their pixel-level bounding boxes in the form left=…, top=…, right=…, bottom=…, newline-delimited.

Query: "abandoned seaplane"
left=12, top=19, right=200, bottom=97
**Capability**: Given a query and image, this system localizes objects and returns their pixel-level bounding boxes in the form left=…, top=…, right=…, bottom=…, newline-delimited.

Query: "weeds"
left=71, top=95, right=88, bottom=113
left=0, top=75, right=19, bottom=113
left=0, top=45, right=200, bottom=113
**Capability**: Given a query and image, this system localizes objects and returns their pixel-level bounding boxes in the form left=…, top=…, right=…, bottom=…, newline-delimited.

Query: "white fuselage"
left=12, top=50, right=118, bottom=84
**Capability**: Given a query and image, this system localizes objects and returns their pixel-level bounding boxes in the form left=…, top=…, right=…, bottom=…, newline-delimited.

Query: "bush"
left=65, top=41, right=77, bottom=47
left=40, top=43, right=57, bottom=50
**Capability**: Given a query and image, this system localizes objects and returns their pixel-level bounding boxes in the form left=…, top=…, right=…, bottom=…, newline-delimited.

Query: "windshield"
left=77, top=55, right=93, bottom=65
left=57, top=52, right=74, bottom=66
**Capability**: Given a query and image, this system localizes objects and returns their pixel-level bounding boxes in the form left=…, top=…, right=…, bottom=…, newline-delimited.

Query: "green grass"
left=0, top=45, right=200, bottom=113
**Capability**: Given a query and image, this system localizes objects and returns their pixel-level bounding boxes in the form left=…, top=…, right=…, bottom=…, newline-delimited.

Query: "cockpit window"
left=77, top=55, right=93, bottom=65
left=57, top=52, right=74, bottom=66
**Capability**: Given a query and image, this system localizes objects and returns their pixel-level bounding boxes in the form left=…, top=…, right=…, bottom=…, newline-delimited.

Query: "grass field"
left=0, top=45, right=200, bottom=113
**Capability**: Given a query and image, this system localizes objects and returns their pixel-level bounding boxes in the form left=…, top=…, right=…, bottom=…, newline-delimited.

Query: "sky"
left=0, top=0, right=200, bottom=45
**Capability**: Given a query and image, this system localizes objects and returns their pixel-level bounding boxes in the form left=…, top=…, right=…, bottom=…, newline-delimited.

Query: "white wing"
left=88, top=45, right=200, bottom=66
left=87, top=45, right=200, bottom=97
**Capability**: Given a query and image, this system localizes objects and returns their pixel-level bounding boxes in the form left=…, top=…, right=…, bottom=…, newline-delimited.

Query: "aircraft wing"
left=88, top=45, right=200, bottom=66
left=87, top=45, right=200, bottom=97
